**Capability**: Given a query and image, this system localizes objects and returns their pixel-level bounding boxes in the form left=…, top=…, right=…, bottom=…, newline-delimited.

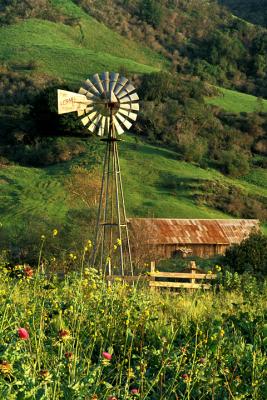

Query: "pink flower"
left=131, top=388, right=139, bottom=395
left=18, top=327, right=29, bottom=340
left=102, top=351, right=112, bottom=360
left=181, top=373, right=189, bottom=380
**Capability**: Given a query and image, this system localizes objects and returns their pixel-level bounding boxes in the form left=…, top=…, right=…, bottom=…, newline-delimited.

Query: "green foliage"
left=139, top=0, right=164, bottom=27
left=224, top=233, right=267, bottom=276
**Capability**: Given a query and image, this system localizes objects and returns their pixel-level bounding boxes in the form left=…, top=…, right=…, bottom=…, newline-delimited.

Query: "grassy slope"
left=0, top=0, right=165, bottom=84
left=0, top=137, right=266, bottom=242
left=0, top=0, right=266, bottom=241
left=206, top=87, right=267, bottom=113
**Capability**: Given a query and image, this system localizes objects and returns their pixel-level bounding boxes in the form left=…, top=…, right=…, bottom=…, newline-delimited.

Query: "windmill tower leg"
left=91, top=129, right=133, bottom=276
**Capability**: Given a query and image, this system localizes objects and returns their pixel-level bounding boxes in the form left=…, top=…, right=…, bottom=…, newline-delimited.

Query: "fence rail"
left=106, top=263, right=217, bottom=290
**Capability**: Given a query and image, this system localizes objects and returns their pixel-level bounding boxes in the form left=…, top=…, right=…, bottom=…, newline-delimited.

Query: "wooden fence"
left=106, top=261, right=217, bottom=290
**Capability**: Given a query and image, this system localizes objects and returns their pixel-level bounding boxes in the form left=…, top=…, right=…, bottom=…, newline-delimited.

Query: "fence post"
left=189, top=260, right=197, bottom=287
left=150, top=261, right=156, bottom=291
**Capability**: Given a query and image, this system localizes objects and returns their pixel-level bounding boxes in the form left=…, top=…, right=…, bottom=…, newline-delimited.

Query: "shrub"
left=224, top=232, right=267, bottom=277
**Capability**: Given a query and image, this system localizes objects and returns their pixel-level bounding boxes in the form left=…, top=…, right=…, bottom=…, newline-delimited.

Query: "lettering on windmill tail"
left=58, top=95, right=87, bottom=114
left=62, top=97, right=75, bottom=106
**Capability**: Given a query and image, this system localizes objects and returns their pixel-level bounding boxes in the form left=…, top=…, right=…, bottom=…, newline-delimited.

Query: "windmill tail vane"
left=57, top=72, right=139, bottom=276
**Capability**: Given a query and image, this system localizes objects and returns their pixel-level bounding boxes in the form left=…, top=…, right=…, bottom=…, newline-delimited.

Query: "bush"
left=138, top=0, right=163, bottom=27
left=224, top=232, right=267, bottom=277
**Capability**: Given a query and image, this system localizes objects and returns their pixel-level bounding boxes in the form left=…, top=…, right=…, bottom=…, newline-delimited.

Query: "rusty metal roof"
left=128, top=219, right=260, bottom=245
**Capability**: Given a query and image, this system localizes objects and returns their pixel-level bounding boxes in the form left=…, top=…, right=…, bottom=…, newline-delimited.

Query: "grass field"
left=0, top=0, right=165, bottom=84
left=0, top=137, right=266, bottom=248
left=206, top=87, right=267, bottom=113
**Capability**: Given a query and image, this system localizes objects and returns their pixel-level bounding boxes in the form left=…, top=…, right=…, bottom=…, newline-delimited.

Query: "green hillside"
left=206, top=87, right=267, bottom=113
left=0, top=137, right=266, bottom=249
left=0, top=0, right=165, bottom=83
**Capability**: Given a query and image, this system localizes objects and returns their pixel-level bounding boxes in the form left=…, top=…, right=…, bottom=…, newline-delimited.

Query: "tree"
left=139, top=0, right=163, bottom=27
left=224, top=232, right=267, bottom=277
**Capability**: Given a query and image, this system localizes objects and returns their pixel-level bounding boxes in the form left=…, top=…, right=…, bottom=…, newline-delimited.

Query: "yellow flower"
left=117, top=238, right=122, bottom=246
left=113, top=244, right=117, bottom=251
left=87, top=240, right=92, bottom=248
left=52, top=229, right=58, bottom=237
left=215, top=265, right=222, bottom=272
left=51, top=257, right=56, bottom=262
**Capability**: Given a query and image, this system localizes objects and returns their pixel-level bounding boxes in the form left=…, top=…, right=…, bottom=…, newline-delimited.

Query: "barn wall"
left=131, top=243, right=229, bottom=261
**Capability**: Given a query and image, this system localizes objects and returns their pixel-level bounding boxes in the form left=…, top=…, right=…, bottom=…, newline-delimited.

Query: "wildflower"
left=41, top=235, right=45, bottom=240
left=215, top=265, right=222, bottom=272
left=87, top=240, right=92, bottom=248
left=51, top=257, right=56, bottom=262
left=65, top=351, right=74, bottom=360
left=52, top=229, right=58, bottom=237
left=113, top=245, right=117, bottom=251
left=199, top=357, right=206, bottom=364
left=181, top=373, right=189, bottom=381
left=18, top=327, right=29, bottom=340
left=0, top=361, right=12, bottom=375
left=107, top=397, right=117, bottom=400
left=58, top=329, right=71, bottom=341
left=39, top=369, right=51, bottom=380
left=219, top=329, right=225, bottom=337
left=69, top=253, right=77, bottom=260
left=131, top=388, right=139, bottom=395
left=116, top=238, right=122, bottom=246
left=102, top=351, right=112, bottom=361
left=24, top=265, right=34, bottom=278
left=91, top=395, right=98, bottom=400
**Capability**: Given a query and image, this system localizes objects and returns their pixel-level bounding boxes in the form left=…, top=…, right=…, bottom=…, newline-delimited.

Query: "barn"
left=128, top=218, right=260, bottom=260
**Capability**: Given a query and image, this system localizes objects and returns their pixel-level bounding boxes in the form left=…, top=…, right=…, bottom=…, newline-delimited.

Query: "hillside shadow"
left=158, top=172, right=209, bottom=199
left=123, top=141, right=178, bottom=161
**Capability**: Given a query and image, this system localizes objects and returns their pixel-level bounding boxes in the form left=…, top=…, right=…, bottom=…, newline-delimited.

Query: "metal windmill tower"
left=57, top=72, right=139, bottom=276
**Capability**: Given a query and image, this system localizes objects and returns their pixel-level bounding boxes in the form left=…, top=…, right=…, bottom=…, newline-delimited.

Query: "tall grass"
left=0, top=256, right=266, bottom=399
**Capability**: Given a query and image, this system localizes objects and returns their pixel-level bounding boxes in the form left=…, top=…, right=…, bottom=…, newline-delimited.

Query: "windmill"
left=57, top=72, right=139, bottom=276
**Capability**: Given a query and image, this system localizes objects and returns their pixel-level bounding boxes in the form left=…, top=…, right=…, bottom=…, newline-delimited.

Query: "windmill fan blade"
left=119, top=103, right=131, bottom=110
left=81, top=116, right=90, bottom=126
left=88, top=122, right=97, bottom=133
left=109, top=72, right=119, bottom=93
left=84, top=79, right=100, bottom=96
left=119, top=92, right=139, bottom=102
left=92, top=74, right=105, bottom=95
left=118, top=110, right=138, bottom=121
left=98, top=116, right=106, bottom=136
left=114, top=76, right=128, bottom=95
left=113, top=117, right=125, bottom=135
left=116, top=114, right=132, bottom=130
left=116, top=90, right=129, bottom=99
left=87, top=114, right=102, bottom=133
left=101, top=72, right=110, bottom=93
left=124, top=83, right=136, bottom=94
